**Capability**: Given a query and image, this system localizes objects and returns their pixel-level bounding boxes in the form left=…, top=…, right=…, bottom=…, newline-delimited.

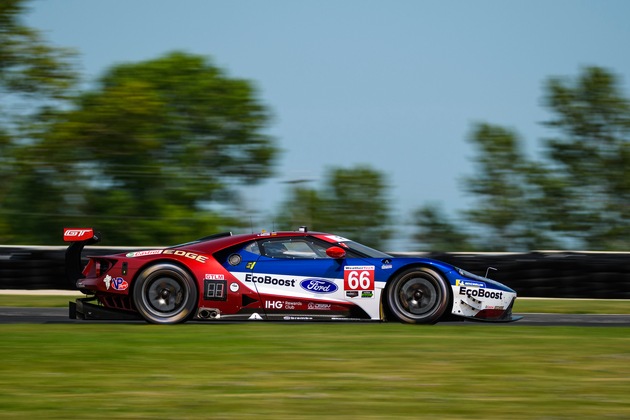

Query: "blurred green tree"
left=413, top=67, right=630, bottom=251
left=0, top=0, right=76, bottom=100
left=461, top=124, right=560, bottom=251
left=411, top=204, right=475, bottom=252
left=3, top=51, right=278, bottom=244
left=0, top=0, right=78, bottom=243
left=276, top=165, right=391, bottom=248
left=540, top=67, right=630, bottom=249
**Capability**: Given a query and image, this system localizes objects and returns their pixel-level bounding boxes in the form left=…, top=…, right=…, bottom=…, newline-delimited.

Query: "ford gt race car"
left=64, top=227, right=521, bottom=324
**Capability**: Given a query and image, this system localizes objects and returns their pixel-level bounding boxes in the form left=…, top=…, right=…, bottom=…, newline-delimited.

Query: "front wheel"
left=133, top=263, right=197, bottom=324
left=386, top=267, right=450, bottom=324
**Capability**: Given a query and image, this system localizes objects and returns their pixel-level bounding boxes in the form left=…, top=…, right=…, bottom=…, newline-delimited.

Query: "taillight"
left=97, top=259, right=115, bottom=276
left=84, top=258, right=116, bottom=277
left=95, top=261, right=103, bottom=276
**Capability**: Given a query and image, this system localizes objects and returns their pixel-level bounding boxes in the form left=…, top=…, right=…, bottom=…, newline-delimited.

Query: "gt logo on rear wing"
left=63, top=228, right=94, bottom=242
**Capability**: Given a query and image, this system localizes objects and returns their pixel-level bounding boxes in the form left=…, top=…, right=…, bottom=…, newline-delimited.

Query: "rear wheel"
left=133, top=263, right=197, bottom=324
left=386, top=267, right=450, bottom=324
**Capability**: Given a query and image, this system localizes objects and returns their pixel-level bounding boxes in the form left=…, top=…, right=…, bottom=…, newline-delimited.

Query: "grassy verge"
left=0, top=294, right=81, bottom=308
left=1, top=294, right=629, bottom=314
left=0, top=324, right=628, bottom=419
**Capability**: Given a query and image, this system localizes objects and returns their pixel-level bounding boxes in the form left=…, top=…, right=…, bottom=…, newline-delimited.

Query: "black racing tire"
left=386, top=267, right=450, bottom=324
left=132, top=263, right=198, bottom=324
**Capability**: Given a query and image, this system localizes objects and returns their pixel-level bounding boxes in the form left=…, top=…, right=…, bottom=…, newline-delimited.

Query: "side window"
left=243, top=241, right=261, bottom=255
left=261, top=241, right=289, bottom=258
left=261, top=239, right=330, bottom=259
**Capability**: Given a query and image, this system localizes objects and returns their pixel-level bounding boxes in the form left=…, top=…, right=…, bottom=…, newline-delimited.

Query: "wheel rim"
left=143, top=275, right=187, bottom=318
left=396, top=276, right=440, bottom=317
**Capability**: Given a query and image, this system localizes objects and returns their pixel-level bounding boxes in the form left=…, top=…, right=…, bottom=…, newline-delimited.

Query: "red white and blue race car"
left=65, top=227, right=521, bottom=324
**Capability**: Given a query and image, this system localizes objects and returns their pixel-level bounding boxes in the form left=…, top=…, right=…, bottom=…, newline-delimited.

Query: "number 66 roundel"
left=344, top=266, right=375, bottom=291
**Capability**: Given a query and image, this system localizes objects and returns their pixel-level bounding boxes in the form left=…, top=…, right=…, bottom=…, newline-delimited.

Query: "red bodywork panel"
left=69, top=229, right=520, bottom=324
left=76, top=231, right=350, bottom=320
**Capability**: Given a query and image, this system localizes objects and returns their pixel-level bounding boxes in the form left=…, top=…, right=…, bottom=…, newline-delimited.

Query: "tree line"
left=1, top=0, right=629, bottom=251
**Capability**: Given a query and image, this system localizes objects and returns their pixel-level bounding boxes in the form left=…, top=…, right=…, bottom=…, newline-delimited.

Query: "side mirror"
left=326, top=246, right=346, bottom=259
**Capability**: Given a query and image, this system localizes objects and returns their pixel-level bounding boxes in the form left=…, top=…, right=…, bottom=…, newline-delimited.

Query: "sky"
left=25, top=0, right=630, bottom=249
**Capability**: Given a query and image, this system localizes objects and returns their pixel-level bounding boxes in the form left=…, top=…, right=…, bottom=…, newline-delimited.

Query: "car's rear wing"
left=64, top=228, right=101, bottom=288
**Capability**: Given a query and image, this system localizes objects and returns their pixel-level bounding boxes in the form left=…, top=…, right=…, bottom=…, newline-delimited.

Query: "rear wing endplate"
left=64, top=228, right=101, bottom=288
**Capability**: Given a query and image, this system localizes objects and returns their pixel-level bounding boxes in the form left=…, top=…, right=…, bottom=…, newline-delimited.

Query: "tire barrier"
left=408, top=251, right=630, bottom=299
left=0, top=246, right=629, bottom=298
left=0, top=246, right=129, bottom=290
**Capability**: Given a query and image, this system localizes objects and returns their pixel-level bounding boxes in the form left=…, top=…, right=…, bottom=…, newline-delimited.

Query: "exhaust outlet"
left=198, top=308, right=220, bottom=319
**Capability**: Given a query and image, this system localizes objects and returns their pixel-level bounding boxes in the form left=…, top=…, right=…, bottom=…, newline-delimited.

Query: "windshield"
left=340, top=240, right=392, bottom=258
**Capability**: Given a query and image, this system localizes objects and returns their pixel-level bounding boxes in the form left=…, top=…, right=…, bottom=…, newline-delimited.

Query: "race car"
left=64, top=227, right=521, bottom=324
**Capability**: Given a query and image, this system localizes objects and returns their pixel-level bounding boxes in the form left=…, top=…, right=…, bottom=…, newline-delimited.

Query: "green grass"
left=0, top=324, right=628, bottom=419
left=0, top=294, right=81, bottom=308
left=2, top=294, right=630, bottom=314
left=1, top=295, right=629, bottom=418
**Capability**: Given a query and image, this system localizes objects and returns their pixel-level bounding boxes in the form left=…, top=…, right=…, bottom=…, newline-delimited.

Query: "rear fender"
left=128, top=258, right=200, bottom=301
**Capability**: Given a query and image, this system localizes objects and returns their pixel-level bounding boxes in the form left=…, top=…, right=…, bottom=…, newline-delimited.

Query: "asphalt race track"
left=1, top=307, right=630, bottom=326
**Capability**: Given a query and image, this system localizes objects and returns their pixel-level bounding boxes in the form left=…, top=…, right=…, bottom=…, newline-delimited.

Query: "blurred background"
left=1, top=0, right=630, bottom=252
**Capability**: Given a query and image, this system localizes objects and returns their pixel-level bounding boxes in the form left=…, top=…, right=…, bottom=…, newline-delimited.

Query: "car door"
left=249, top=237, right=376, bottom=320
left=208, top=242, right=265, bottom=319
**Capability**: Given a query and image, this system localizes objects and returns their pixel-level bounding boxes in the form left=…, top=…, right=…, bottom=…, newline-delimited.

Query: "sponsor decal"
left=103, top=275, right=112, bottom=290
left=245, top=261, right=256, bottom=269
left=249, top=313, right=263, bottom=320
left=126, top=250, right=163, bottom=258
left=308, top=302, right=331, bottom=310
left=325, top=235, right=349, bottom=242
left=344, top=266, right=375, bottom=291
left=204, top=280, right=227, bottom=301
left=459, top=286, right=504, bottom=300
left=361, top=291, right=374, bottom=298
left=245, top=273, right=296, bottom=287
left=229, top=282, right=239, bottom=293
left=265, top=300, right=283, bottom=309
left=283, top=316, right=313, bottom=321
left=346, top=291, right=359, bottom=298
left=381, top=264, right=392, bottom=270
left=161, top=249, right=208, bottom=263
left=124, top=249, right=208, bottom=263
left=63, top=228, right=93, bottom=241
left=111, top=276, right=128, bottom=291
left=456, top=279, right=486, bottom=288
left=300, top=279, right=338, bottom=294
left=284, top=301, right=302, bottom=310
left=104, top=274, right=128, bottom=291
left=205, top=274, right=225, bottom=280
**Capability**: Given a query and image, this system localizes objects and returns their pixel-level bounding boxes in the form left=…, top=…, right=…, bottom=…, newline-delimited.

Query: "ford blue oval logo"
left=300, top=278, right=338, bottom=294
